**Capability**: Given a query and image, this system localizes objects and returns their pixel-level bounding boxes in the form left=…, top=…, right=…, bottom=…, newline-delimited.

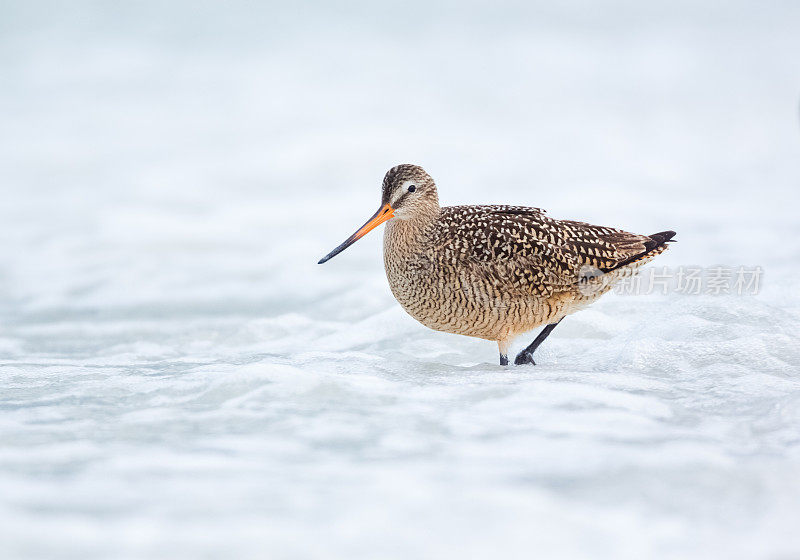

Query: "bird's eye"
left=408, top=185, right=416, bottom=193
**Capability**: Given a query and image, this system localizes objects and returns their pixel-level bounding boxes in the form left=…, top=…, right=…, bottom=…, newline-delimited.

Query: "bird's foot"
left=500, top=354, right=509, bottom=366
left=514, top=351, right=536, bottom=366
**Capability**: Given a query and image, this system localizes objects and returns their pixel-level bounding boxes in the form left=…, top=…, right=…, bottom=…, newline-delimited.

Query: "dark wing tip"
left=600, top=230, right=676, bottom=273
left=645, top=230, right=677, bottom=250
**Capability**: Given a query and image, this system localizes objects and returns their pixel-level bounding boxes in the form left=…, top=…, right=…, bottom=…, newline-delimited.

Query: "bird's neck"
left=383, top=206, right=439, bottom=257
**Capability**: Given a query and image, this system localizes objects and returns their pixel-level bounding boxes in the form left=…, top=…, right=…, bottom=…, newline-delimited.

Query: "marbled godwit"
left=318, top=164, right=675, bottom=366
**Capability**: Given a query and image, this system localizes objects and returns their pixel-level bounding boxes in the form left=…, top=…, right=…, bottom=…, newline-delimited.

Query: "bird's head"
left=318, top=164, right=439, bottom=264
left=379, top=164, right=439, bottom=220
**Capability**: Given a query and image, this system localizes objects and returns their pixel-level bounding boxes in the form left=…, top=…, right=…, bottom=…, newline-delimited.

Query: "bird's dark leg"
left=514, top=318, right=563, bottom=365
left=500, top=354, right=509, bottom=366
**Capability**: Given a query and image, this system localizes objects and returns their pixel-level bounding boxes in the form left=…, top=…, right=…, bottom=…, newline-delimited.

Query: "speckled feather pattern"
left=380, top=165, right=672, bottom=347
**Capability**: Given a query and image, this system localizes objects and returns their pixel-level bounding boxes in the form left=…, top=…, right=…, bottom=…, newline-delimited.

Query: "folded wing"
left=429, top=205, right=673, bottom=297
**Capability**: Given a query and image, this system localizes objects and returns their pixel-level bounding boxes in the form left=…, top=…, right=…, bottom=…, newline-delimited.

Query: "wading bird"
left=318, top=164, right=675, bottom=365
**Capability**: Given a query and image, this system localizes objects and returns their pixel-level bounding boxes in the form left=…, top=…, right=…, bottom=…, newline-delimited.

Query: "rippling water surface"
left=2, top=1, right=800, bottom=558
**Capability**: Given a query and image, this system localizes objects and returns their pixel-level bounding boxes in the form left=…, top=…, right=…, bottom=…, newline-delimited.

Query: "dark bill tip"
left=317, top=235, right=356, bottom=264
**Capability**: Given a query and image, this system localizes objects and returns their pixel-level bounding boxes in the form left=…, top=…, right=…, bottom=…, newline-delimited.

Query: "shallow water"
left=2, top=1, right=800, bottom=559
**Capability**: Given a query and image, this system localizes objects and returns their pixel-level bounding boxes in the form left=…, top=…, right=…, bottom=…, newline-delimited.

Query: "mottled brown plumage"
left=320, top=164, right=676, bottom=365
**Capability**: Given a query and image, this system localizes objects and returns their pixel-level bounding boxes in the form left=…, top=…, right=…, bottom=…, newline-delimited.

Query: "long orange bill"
left=318, top=203, right=394, bottom=264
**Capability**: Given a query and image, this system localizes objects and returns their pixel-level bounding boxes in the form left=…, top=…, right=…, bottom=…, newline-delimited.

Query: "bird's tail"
left=602, top=230, right=677, bottom=272
left=644, top=230, right=677, bottom=251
